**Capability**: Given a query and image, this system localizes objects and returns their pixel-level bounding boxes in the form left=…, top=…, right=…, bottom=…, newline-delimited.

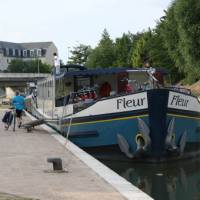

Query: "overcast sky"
left=0, top=0, right=172, bottom=63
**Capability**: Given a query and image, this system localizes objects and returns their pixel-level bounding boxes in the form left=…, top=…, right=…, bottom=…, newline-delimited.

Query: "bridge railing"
left=0, top=73, right=50, bottom=78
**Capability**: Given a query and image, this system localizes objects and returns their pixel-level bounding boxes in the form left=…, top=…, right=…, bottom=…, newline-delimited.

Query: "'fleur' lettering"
left=117, top=97, right=146, bottom=109
left=170, top=95, right=189, bottom=107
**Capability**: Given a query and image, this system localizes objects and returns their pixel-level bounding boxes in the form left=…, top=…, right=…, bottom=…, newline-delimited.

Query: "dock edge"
left=26, top=112, right=153, bottom=200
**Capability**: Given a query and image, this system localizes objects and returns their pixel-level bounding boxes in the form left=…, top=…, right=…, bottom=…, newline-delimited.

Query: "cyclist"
left=11, top=91, right=25, bottom=128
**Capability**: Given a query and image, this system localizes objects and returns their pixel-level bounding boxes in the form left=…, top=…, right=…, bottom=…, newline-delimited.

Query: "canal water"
left=101, top=158, right=200, bottom=200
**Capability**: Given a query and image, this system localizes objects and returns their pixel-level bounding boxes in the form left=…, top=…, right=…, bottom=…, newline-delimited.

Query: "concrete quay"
left=0, top=109, right=153, bottom=200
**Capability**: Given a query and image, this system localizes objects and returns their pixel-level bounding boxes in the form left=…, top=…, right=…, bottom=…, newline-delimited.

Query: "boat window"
left=128, top=71, right=153, bottom=91
left=55, top=77, right=73, bottom=107
left=117, top=72, right=128, bottom=93
left=55, top=79, right=64, bottom=98
left=91, top=74, right=116, bottom=99
left=76, top=76, right=91, bottom=91
left=54, top=75, right=98, bottom=108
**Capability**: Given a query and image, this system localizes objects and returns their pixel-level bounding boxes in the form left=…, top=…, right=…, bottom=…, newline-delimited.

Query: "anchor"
left=178, top=130, right=187, bottom=155
left=117, top=118, right=151, bottom=158
left=165, top=118, right=187, bottom=155
left=165, top=118, right=178, bottom=152
left=117, top=134, right=134, bottom=158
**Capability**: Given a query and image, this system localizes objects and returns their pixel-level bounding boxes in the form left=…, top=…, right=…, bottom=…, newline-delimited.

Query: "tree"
left=131, top=28, right=182, bottom=83
left=131, top=30, right=153, bottom=67
left=113, top=33, right=133, bottom=67
left=174, top=0, right=200, bottom=83
left=8, top=59, right=51, bottom=73
left=68, top=44, right=92, bottom=65
left=157, top=4, right=185, bottom=75
left=86, top=29, right=115, bottom=68
left=157, top=0, right=200, bottom=83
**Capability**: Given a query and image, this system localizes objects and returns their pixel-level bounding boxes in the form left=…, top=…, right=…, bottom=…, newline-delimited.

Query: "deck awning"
left=55, top=67, right=168, bottom=80
left=56, top=67, right=132, bottom=79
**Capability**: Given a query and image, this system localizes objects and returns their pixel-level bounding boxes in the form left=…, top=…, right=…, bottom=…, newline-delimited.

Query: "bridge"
left=0, top=73, right=50, bottom=98
left=0, top=73, right=50, bottom=86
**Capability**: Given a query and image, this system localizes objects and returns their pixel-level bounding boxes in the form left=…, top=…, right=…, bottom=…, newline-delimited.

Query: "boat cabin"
left=54, top=67, right=164, bottom=105
left=36, top=67, right=166, bottom=117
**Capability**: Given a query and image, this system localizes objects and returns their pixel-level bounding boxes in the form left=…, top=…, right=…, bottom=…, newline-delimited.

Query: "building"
left=0, top=41, right=58, bottom=71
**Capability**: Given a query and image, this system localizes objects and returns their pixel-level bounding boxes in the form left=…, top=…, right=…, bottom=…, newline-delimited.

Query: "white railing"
left=0, top=73, right=50, bottom=78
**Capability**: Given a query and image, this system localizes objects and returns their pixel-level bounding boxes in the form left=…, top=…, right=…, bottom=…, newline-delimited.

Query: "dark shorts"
left=16, top=109, right=23, bottom=118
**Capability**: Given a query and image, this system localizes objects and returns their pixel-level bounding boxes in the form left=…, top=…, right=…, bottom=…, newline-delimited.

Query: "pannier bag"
left=2, top=111, right=13, bottom=125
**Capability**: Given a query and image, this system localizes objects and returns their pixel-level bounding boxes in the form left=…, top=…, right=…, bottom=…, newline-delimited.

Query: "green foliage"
left=69, top=0, right=200, bottom=84
left=131, top=31, right=152, bottom=67
left=175, top=0, right=200, bottom=83
left=113, top=32, right=133, bottom=67
left=60, top=59, right=65, bottom=67
left=68, top=44, right=92, bottom=65
left=85, top=30, right=141, bottom=68
left=131, top=28, right=183, bottom=83
left=86, top=29, right=115, bottom=68
left=8, top=59, right=51, bottom=73
left=157, top=0, right=200, bottom=84
left=158, top=5, right=182, bottom=69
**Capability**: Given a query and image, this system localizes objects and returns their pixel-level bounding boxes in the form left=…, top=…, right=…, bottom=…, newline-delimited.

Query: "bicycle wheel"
left=5, top=111, right=13, bottom=130
left=4, top=123, right=9, bottom=130
left=13, top=112, right=16, bottom=132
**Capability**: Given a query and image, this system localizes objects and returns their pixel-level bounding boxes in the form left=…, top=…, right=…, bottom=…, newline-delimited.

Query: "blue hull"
left=31, top=89, right=200, bottom=160
left=67, top=113, right=149, bottom=151
left=167, top=114, right=200, bottom=151
left=61, top=89, right=200, bottom=159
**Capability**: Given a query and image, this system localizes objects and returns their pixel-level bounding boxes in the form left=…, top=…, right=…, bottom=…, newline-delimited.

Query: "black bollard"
left=47, top=157, right=63, bottom=171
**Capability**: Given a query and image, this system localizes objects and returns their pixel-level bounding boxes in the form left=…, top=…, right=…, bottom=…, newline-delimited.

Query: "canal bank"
left=0, top=109, right=152, bottom=200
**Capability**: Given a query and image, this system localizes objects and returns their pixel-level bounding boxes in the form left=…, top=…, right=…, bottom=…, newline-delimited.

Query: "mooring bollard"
left=47, top=157, right=63, bottom=171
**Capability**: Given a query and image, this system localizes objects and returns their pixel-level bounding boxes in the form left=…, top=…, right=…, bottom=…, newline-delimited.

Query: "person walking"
left=12, top=91, right=25, bottom=128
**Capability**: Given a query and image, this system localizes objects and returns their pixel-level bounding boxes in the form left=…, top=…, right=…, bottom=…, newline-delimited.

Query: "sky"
left=0, top=0, right=172, bottom=63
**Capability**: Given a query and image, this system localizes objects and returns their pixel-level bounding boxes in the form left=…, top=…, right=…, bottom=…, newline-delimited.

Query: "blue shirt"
left=12, top=95, right=25, bottom=110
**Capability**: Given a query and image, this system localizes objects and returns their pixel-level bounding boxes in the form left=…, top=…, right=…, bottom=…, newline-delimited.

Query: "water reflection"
left=101, top=158, right=200, bottom=200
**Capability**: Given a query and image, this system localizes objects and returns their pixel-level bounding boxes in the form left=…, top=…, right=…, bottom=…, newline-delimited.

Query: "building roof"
left=0, top=41, right=23, bottom=49
left=20, top=42, right=53, bottom=49
left=0, top=41, right=53, bottom=50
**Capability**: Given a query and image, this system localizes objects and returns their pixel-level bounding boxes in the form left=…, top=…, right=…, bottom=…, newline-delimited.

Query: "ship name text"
left=117, top=97, right=146, bottom=109
left=170, top=95, right=189, bottom=107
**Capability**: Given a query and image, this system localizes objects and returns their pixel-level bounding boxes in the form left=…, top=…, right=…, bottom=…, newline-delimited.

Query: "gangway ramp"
left=22, top=118, right=46, bottom=132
